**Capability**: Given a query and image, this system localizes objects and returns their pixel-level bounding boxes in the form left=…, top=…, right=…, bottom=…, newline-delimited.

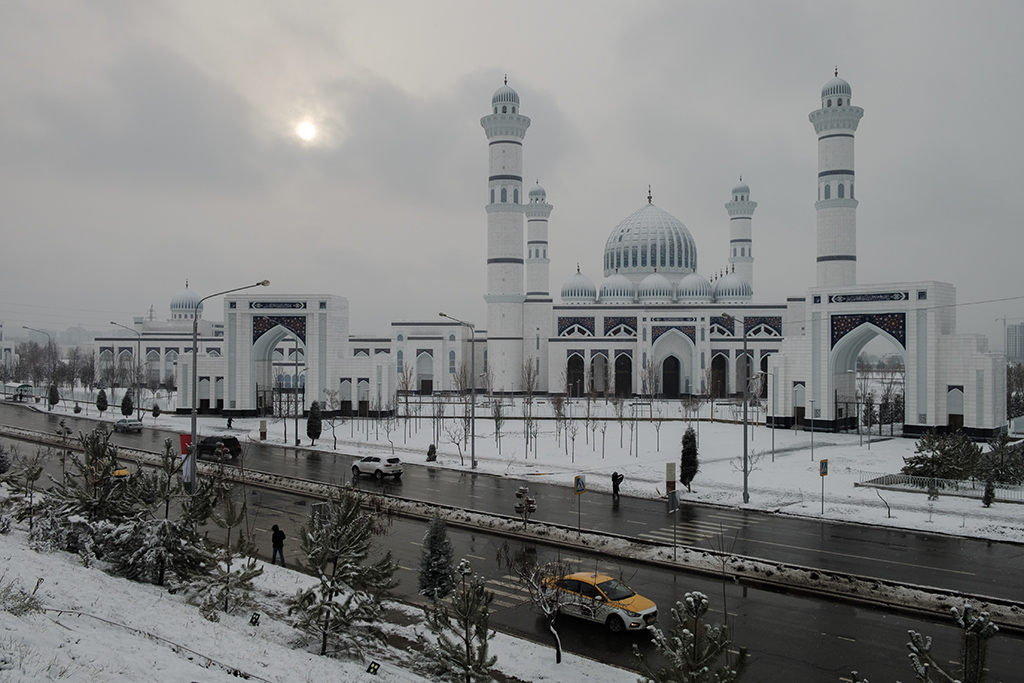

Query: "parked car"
left=196, top=435, right=242, bottom=460
left=543, top=572, right=658, bottom=633
left=112, top=418, right=144, bottom=434
left=351, top=455, right=403, bottom=481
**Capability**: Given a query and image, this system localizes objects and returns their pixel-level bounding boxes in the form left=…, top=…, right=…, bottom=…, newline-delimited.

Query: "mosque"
left=124, top=73, right=1004, bottom=437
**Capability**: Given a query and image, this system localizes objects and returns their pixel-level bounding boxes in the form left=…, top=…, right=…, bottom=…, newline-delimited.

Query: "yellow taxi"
left=544, top=571, right=657, bottom=633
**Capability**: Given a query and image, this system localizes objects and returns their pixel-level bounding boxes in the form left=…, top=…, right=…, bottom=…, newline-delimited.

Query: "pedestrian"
left=612, top=471, right=624, bottom=499
left=271, top=524, right=286, bottom=566
left=227, top=417, right=233, bottom=429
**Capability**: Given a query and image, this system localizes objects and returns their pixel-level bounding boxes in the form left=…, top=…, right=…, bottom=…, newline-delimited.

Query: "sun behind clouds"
left=296, top=121, right=317, bottom=141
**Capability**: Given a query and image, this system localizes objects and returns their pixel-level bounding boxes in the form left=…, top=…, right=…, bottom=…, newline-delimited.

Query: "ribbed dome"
left=677, top=272, right=714, bottom=302
left=492, top=83, right=520, bottom=107
left=638, top=272, right=674, bottom=303
left=732, top=179, right=750, bottom=197
left=529, top=181, right=546, bottom=202
left=713, top=272, right=753, bottom=302
left=821, top=76, right=852, bottom=98
left=603, top=203, right=698, bottom=283
left=560, top=270, right=597, bottom=304
left=599, top=272, right=637, bottom=304
left=170, top=283, right=203, bottom=318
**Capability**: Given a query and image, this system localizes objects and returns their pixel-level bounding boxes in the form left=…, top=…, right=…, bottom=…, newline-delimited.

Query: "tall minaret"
left=524, top=181, right=553, bottom=389
left=725, top=177, right=757, bottom=293
left=808, top=70, right=864, bottom=288
left=481, top=79, right=530, bottom=393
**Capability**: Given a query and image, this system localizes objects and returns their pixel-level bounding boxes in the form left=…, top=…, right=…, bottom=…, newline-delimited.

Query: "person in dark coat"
left=611, top=471, right=624, bottom=499
left=271, top=524, right=286, bottom=566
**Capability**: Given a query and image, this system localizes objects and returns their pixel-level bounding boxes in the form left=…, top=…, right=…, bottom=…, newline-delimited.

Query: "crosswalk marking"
left=640, top=511, right=761, bottom=545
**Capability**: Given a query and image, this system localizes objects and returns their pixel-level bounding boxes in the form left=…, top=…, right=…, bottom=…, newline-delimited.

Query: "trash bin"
left=260, top=419, right=267, bottom=441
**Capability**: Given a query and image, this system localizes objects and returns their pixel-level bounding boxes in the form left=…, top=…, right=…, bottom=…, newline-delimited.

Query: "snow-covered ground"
left=2, top=394, right=1022, bottom=681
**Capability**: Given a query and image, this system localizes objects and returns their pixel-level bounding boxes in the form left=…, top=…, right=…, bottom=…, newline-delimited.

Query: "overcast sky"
left=1, top=1, right=1021, bottom=351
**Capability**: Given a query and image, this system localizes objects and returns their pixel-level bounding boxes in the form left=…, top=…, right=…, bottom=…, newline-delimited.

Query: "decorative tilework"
left=831, top=312, right=906, bottom=349
left=253, top=316, right=306, bottom=343
left=603, top=316, right=637, bottom=336
left=614, top=349, right=633, bottom=359
left=744, top=316, right=783, bottom=336
left=250, top=301, right=307, bottom=309
left=813, top=296, right=821, bottom=304
left=829, top=292, right=908, bottom=304
left=374, top=348, right=390, bottom=355
left=567, top=349, right=585, bottom=358
left=590, top=349, right=608, bottom=359
left=710, top=315, right=734, bottom=335
left=558, top=316, right=596, bottom=336
left=652, top=317, right=697, bottom=322
left=651, top=325, right=696, bottom=344
left=416, top=349, right=433, bottom=357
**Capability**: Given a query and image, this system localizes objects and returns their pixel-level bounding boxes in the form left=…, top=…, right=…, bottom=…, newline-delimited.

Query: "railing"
left=857, top=471, right=1024, bottom=503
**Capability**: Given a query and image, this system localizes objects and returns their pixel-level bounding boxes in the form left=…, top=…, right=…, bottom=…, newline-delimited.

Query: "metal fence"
left=857, top=471, right=1024, bottom=504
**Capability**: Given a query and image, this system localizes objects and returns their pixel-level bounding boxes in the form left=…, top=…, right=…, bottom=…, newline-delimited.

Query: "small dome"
left=713, top=272, right=753, bottom=302
left=638, top=272, right=674, bottom=303
left=170, top=283, right=203, bottom=318
left=529, top=181, right=546, bottom=202
left=677, top=272, right=713, bottom=302
left=732, top=179, right=750, bottom=197
left=599, top=272, right=636, bottom=304
left=821, top=76, right=852, bottom=98
left=492, top=83, right=520, bottom=108
left=560, top=269, right=597, bottom=304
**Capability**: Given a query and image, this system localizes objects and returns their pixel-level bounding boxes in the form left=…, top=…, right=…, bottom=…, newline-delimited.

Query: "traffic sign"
left=820, top=459, right=828, bottom=477
left=574, top=475, right=587, bottom=495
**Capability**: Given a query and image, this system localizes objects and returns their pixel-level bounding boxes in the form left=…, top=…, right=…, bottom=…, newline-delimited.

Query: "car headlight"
left=623, top=609, right=640, bottom=617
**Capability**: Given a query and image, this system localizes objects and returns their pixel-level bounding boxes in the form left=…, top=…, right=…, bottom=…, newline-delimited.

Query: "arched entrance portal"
left=710, top=354, right=728, bottom=399
left=614, top=354, right=632, bottom=397
left=662, top=356, right=681, bottom=399
left=590, top=354, right=609, bottom=397
left=830, top=322, right=907, bottom=435
left=567, top=355, right=585, bottom=397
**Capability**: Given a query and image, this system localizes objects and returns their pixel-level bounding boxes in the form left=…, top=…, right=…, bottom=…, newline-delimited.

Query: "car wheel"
left=606, top=615, right=625, bottom=633
left=375, top=470, right=384, bottom=481
left=352, top=465, right=360, bottom=478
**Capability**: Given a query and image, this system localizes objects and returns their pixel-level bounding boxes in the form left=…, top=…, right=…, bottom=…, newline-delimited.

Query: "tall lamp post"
left=22, top=326, right=53, bottom=406
left=723, top=313, right=750, bottom=504
left=439, top=312, right=476, bottom=469
left=110, top=321, right=142, bottom=415
left=188, top=280, right=270, bottom=493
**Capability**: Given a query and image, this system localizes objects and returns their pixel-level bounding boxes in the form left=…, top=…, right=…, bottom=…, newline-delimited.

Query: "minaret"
left=481, top=79, right=530, bottom=393
left=524, top=181, right=553, bottom=389
left=724, top=177, right=757, bottom=293
left=809, top=69, right=864, bottom=288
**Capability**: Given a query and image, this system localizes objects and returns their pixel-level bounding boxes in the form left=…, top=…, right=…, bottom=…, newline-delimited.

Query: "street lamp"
left=809, top=398, right=816, bottom=461
left=187, top=280, right=270, bottom=493
left=23, top=326, right=53, bottom=407
left=722, top=313, right=750, bottom=504
left=110, top=321, right=142, bottom=416
left=439, top=312, right=476, bottom=469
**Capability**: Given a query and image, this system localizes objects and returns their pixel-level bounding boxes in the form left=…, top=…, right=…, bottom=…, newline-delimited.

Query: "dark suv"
left=196, top=435, right=242, bottom=460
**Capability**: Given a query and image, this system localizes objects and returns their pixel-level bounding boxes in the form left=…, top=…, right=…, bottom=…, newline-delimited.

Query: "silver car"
left=352, top=456, right=403, bottom=481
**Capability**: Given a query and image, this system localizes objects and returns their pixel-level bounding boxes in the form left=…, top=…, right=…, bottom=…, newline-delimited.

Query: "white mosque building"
left=166, top=73, right=1005, bottom=438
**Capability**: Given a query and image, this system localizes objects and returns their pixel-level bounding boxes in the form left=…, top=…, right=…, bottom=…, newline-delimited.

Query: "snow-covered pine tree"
left=418, top=512, right=455, bottom=599
left=289, top=489, right=398, bottom=657
left=306, top=400, right=323, bottom=445
left=120, top=388, right=134, bottom=417
left=419, top=559, right=497, bottom=683
left=96, top=388, right=108, bottom=415
left=680, top=426, right=699, bottom=492
left=634, top=591, right=749, bottom=683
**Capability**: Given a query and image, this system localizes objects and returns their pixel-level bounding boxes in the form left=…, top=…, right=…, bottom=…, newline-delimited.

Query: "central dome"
left=603, top=203, right=697, bottom=283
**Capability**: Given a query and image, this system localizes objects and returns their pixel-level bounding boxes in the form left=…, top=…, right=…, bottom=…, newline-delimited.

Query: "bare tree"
left=550, top=394, right=566, bottom=449
left=496, top=543, right=571, bottom=664
left=521, top=360, right=538, bottom=453
left=397, top=364, right=416, bottom=442
left=322, top=389, right=344, bottom=450
left=491, top=399, right=504, bottom=454
left=611, top=396, right=626, bottom=447
left=652, top=405, right=665, bottom=451
left=640, top=358, right=660, bottom=419
left=444, top=421, right=466, bottom=466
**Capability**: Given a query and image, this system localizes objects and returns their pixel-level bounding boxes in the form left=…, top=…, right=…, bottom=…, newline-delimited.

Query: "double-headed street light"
left=439, top=312, right=476, bottom=469
left=110, top=321, right=142, bottom=415
left=722, top=312, right=750, bottom=504
left=187, top=280, right=270, bottom=493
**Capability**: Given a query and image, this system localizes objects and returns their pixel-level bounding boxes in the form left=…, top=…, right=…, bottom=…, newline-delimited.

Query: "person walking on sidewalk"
left=271, top=524, right=286, bottom=566
left=611, top=471, right=624, bottom=499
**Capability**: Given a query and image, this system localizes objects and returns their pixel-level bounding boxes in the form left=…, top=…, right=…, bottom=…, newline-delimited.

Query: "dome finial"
left=739, top=174, right=742, bottom=182
left=576, top=263, right=580, bottom=274
left=185, top=279, right=189, bottom=289
left=834, top=66, right=838, bottom=78
left=647, top=185, right=652, bottom=204
left=504, top=74, right=507, bottom=86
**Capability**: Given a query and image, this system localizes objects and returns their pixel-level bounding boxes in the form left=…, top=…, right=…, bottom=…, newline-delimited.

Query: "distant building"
left=1007, top=323, right=1024, bottom=363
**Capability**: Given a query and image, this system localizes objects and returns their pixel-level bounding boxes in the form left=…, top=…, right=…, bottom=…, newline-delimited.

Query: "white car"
left=112, top=419, right=144, bottom=434
left=352, top=456, right=403, bottom=481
